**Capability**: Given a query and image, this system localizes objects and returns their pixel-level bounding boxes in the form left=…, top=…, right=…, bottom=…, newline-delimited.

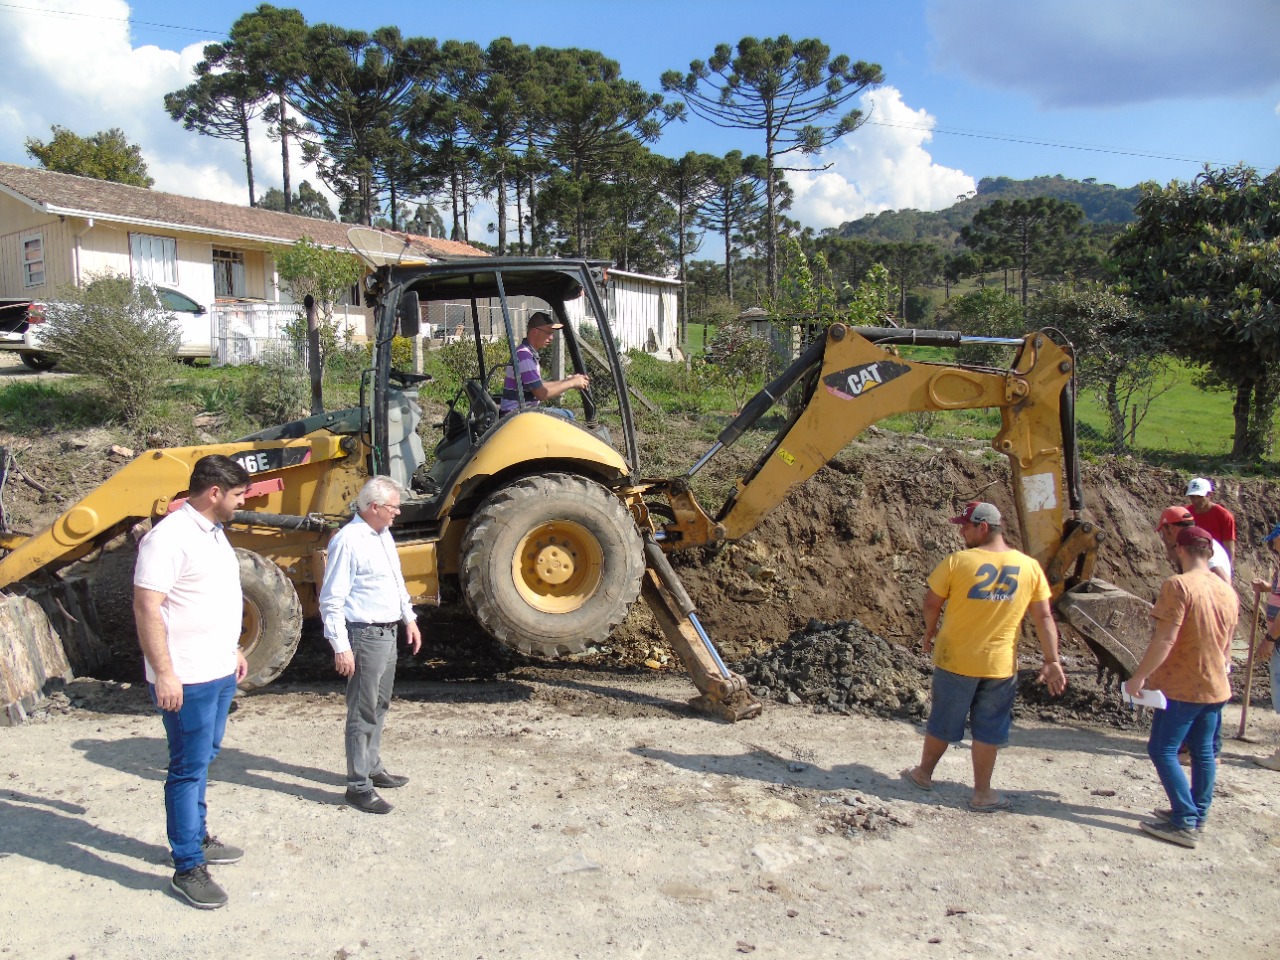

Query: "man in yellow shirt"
left=903, top=501, right=1067, bottom=811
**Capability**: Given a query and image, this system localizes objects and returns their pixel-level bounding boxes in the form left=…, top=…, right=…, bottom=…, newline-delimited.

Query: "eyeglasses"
left=376, top=502, right=402, bottom=514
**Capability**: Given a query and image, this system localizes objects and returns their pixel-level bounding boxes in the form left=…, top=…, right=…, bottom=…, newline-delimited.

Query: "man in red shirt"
left=1186, top=477, right=1236, bottom=563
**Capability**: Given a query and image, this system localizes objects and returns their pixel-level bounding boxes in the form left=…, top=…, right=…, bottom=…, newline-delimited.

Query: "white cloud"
left=927, top=0, right=1280, bottom=108
left=785, top=87, right=976, bottom=229
left=0, top=0, right=320, bottom=207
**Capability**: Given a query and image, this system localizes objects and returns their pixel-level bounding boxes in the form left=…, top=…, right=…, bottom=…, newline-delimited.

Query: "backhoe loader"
left=0, top=239, right=1148, bottom=721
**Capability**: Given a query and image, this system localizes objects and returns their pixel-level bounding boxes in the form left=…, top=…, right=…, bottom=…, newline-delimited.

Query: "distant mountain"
left=832, top=175, right=1143, bottom=245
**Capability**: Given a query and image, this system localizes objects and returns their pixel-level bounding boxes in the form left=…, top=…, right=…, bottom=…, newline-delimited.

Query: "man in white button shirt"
left=134, top=454, right=250, bottom=909
left=320, top=476, right=422, bottom=814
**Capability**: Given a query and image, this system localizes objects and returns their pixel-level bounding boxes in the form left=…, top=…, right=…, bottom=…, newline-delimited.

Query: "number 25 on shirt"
left=967, top=564, right=1020, bottom=602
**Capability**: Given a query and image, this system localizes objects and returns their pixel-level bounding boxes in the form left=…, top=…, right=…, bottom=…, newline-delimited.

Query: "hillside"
left=834, top=174, right=1143, bottom=246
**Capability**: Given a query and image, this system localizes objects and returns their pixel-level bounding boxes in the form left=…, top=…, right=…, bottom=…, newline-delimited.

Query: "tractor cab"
left=359, top=256, right=642, bottom=532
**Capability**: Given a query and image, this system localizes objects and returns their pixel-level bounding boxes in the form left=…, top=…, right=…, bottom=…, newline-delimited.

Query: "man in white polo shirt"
left=134, top=454, right=250, bottom=909
left=320, top=475, right=422, bottom=814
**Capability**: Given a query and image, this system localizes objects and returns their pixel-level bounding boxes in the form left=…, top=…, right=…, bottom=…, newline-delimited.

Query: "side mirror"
left=397, top=291, right=421, bottom=338
left=194, top=305, right=207, bottom=316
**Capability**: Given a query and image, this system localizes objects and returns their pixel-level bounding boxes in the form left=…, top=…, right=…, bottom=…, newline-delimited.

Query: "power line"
left=0, top=2, right=222, bottom=38
left=864, top=117, right=1242, bottom=168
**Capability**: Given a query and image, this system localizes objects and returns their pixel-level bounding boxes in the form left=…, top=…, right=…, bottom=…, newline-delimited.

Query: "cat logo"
left=823, top=359, right=912, bottom=400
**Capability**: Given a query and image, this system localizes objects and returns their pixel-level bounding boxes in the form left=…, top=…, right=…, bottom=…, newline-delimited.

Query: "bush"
left=705, top=320, right=774, bottom=410
left=242, top=347, right=310, bottom=425
left=39, top=274, right=180, bottom=432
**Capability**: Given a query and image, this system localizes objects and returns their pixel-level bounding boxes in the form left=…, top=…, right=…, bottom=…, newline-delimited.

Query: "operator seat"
left=386, top=386, right=427, bottom=492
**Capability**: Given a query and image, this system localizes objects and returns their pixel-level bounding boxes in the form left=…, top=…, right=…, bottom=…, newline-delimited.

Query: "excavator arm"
left=647, top=323, right=1147, bottom=681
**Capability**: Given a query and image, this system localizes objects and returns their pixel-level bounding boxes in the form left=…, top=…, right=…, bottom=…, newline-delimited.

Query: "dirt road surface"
left=2, top=672, right=1277, bottom=960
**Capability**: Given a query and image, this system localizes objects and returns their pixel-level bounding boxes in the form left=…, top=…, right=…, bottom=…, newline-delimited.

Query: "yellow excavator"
left=0, top=247, right=1148, bottom=721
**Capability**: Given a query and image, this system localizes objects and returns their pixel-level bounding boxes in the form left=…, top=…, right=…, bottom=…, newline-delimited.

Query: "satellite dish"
left=346, top=227, right=432, bottom=269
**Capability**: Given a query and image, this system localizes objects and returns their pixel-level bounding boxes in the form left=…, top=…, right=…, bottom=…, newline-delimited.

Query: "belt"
left=348, top=620, right=399, bottom=630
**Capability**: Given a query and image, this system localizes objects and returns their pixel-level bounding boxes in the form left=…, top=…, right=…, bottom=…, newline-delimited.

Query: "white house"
left=0, top=162, right=487, bottom=361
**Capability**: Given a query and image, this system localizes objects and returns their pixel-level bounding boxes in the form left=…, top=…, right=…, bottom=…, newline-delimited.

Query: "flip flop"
left=901, top=767, right=933, bottom=792
left=968, top=795, right=1010, bottom=813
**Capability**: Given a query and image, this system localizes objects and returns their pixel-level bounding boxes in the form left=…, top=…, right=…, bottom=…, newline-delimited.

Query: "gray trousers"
left=345, top=624, right=399, bottom=791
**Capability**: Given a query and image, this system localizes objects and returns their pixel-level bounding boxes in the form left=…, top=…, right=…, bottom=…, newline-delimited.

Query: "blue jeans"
left=1148, top=697, right=1226, bottom=830
left=151, top=673, right=237, bottom=872
left=1272, top=648, right=1280, bottom=713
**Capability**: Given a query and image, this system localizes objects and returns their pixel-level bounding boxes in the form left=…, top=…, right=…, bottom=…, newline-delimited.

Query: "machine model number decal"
left=823, top=360, right=911, bottom=400
left=232, top=447, right=313, bottom=475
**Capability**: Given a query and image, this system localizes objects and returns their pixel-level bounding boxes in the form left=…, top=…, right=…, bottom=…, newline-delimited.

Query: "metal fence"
left=213, top=303, right=304, bottom=367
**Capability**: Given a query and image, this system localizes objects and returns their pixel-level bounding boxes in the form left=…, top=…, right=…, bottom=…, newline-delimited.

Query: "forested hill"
left=833, top=175, right=1144, bottom=244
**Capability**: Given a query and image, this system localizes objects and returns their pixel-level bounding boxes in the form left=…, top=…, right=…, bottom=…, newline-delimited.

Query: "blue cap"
left=1265, top=522, right=1280, bottom=544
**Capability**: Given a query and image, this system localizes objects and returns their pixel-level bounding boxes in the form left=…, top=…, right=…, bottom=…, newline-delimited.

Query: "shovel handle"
left=1237, top=590, right=1263, bottom=739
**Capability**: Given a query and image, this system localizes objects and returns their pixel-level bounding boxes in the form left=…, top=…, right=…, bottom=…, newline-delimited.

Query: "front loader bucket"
left=1055, top=579, right=1150, bottom=681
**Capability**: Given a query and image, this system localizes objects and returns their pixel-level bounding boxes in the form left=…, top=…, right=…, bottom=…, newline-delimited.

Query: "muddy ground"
left=2, top=361, right=1279, bottom=957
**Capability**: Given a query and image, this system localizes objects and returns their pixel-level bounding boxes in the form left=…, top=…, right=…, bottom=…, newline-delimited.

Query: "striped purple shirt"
left=500, top=340, right=543, bottom=414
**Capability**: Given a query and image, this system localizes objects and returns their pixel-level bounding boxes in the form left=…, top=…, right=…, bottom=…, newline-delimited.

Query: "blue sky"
left=0, top=0, right=1276, bottom=238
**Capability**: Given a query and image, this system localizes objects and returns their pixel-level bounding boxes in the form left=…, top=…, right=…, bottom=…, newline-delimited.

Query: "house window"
left=21, top=233, right=44, bottom=288
left=213, top=248, right=247, bottom=298
left=129, top=233, right=178, bottom=285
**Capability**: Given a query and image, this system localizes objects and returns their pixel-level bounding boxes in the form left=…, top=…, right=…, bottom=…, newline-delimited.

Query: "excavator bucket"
left=1055, top=579, right=1150, bottom=681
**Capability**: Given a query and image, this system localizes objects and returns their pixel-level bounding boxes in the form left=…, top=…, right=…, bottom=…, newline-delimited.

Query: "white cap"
left=1186, top=477, right=1212, bottom=497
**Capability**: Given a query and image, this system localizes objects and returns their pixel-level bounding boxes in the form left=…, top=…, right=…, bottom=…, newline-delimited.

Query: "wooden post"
left=305, top=295, right=323, bottom=415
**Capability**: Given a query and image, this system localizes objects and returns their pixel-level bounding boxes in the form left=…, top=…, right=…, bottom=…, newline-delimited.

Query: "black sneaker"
left=202, top=835, right=244, bottom=864
left=170, top=864, right=228, bottom=909
left=345, top=788, right=393, bottom=814
left=1139, top=819, right=1199, bottom=849
left=1152, top=809, right=1205, bottom=834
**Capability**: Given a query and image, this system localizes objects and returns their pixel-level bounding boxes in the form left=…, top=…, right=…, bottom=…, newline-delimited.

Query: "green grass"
left=0, top=380, right=114, bottom=434
left=1074, top=364, right=1236, bottom=463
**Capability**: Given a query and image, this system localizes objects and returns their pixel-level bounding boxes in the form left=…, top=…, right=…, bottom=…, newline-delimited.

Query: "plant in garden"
left=276, top=236, right=364, bottom=370
left=705, top=319, right=774, bottom=411
left=38, top=275, right=179, bottom=432
left=242, top=346, right=310, bottom=425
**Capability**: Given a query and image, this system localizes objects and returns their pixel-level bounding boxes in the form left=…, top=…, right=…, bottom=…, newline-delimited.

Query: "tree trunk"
left=1247, top=374, right=1280, bottom=461
left=449, top=168, right=462, bottom=241
left=279, top=93, right=292, bottom=214
left=1105, top=377, right=1128, bottom=454
left=764, top=148, right=777, bottom=300
left=240, top=103, right=256, bottom=207
left=495, top=165, right=507, bottom=256
left=1231, top=379, right=1252, bottom=458
left=389, top=179, right=398, bottom=230
left=724, top=221, right=734, bottom=302
left=677, top=200, right=688, bottom=354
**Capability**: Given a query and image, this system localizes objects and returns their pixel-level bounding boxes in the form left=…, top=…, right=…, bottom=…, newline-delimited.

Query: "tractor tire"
left=460, top=473, right=645, bottom=658
left=19, top=351, right=56, bottom=371
left=235, top=548, right=304, bottom=691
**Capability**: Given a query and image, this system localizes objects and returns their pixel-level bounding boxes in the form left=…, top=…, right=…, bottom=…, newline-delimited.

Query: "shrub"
left=38, top=274, right=180, bottom=432
left=705, top=320, right=774, bottom=410
left=242, top=347, right=310, bottom=424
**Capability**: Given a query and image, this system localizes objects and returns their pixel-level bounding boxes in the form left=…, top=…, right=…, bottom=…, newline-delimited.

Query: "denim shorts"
left=925, top=667, right=1017, bottom=746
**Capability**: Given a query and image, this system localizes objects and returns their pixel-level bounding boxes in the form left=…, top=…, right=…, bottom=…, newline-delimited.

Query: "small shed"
left=564, top=268, right=682, bottom=359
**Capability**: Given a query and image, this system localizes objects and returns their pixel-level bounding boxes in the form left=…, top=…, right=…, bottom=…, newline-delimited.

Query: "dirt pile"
left=735, top=615, right=1147, bottom=731
left=735, top=617, right=932, bottom=718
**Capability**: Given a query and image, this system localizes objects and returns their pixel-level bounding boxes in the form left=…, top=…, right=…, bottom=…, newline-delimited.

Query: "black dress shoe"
left=345, top=788, right=393, bottom=814
left=370, top=770, right=409, bottom=789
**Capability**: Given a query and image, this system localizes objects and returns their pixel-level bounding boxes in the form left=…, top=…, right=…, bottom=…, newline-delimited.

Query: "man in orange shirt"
left=1124, top=526, right=1238, bottom=848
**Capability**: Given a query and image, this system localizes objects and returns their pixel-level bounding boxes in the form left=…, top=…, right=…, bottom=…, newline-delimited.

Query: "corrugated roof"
left=0, top=162, right=486, bottom=260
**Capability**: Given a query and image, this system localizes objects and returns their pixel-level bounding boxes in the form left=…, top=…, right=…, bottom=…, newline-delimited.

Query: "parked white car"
left=0, top=285, right=213, bottom=371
